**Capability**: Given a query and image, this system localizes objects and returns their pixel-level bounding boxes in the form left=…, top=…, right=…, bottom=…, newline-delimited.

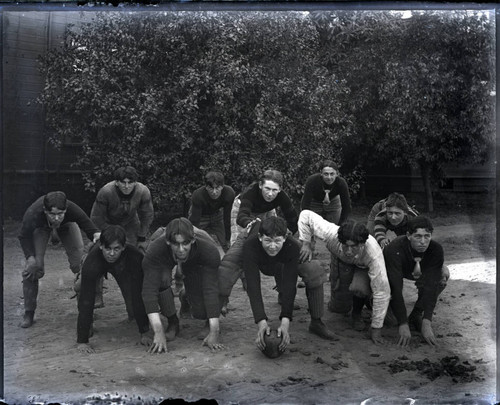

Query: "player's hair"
left=164, top=217, right=195, bottom=244
left=100, top=225, right=126, bottom=248
left=259, top=169, right=283, bottom=188
left=319, top=160, right=339, bottom=172
left=407, top=216, right=434, bottom=234
left=43, top=191, right=68, bottom=211
left=385, top=192, right=409, bottom=212
left=338, top=220, right=369, bottom=245
left=205, top=171, right=224, bottom=187
left=114, top=166, right=138, bottom=182
left=259, top=216, right=288, bottom=238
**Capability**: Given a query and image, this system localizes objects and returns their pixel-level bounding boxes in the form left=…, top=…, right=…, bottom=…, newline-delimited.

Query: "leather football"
left=261, top=329, right=284, bottom=359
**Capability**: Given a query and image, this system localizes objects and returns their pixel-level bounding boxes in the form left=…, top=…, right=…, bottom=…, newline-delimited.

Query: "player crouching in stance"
left=243, top=216, right=337, bottom=354
left=298, top=210, right=391, bottom=345
left=76, top=225, right=151, bottom=353
left=384, top=216, right=449, bottom=346
left=142, top=217, right=225, bottom=353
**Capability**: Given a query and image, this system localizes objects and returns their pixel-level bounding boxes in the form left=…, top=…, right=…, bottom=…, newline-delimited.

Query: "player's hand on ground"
left=277, top=319, right=290, bottom=351
left=140, top=333, right=153, bottom=347
left=77, top=343, right=95, bottom=354
left=421, top=319, right=437, bottom=346
left=370, top=327, right=387, bottom=346
left=397, top=323, right=412, bottom=347
left=203, top=331, right=225, bottom=351
left=148, top=332, right=167, bottom=354
left=299, top=241, right=313, bottom=263
left=256, top=320, right=270, bottom=351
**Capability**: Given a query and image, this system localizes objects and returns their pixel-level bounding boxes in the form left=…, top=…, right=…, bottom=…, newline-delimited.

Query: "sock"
left=352, top=296, right=365, bottom=317
left=306, top=285, right=324, bottom=319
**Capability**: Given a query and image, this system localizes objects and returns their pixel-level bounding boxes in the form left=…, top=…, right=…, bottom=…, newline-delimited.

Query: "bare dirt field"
left=2, top=199, right=497, bottom=405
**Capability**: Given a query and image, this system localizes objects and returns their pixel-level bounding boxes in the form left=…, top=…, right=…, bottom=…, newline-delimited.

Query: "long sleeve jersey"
left=300, top=174, right=352, bottom=224
left=141, top=233, right=221, bottom=319
left=298, top=210, right=390, bottom=329
left=19, top=196, right=99, bottom=259
left=90, top=181, right=154, bottom=239
left=237, top=183, right=298, bottom=234
left=77, top=243, right=150, bottom=343
left=383, top=236, right=444, bottom=324
left=188, top=185, right=235, bottom=239
left=243, top=235, right=299, bottom=323
left=373, top=208, right=418, bottom=245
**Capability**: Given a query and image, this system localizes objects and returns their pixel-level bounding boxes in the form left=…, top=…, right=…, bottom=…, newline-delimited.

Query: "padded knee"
left=298, top=260, right=327, bottom=289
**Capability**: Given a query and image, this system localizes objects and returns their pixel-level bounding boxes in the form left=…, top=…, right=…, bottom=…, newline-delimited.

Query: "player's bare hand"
left=77, top=343, right=95, bottom=354
left=397, top=323, right=412, bottom=347
left=148, top=333, right=167, bottom=354
left=299, top=241, right=313, bottom=263
left=370, top=327, right=387, bottom=345
left=203, top=331, right=225, bottom=351
left=421, top=319, right=438, bottom=346
left=256, top=320, right=270, bottom=351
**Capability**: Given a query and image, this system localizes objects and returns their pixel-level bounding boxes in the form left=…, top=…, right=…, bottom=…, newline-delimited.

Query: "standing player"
left=18, top=191, right=100, bottom=328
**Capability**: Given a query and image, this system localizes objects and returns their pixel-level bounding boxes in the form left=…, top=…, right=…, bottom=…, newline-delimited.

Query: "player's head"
left=258, top=216, right=287, bottom=257
left=407, top=216, right=434, bottom=253
left=100, top=225, right=127, bottom=263
left=43, top=191, right=68, bottom=227
left=205, top=171, right=224, bottom=199
left=164, top=217, right=195, bottom=261
left=384, top=192, right=409, bottom=226
left=338, top=220, right=369, bottom=258
left=319, top=160, right=339, bottom=185
left=259, top=169, right=283, bottom=203
left=114, top=166, right=138, bottom=195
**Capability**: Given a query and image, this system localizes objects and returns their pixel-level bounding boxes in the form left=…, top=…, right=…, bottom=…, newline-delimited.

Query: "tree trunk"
left=420, top=162, right=434, bottom=212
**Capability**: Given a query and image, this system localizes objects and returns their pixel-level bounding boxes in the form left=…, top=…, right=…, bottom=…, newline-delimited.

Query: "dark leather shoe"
left=352, top=314, right=366, bottom=331
left=309, top=320, right=339, bottom=341
left=165, top=321, right=180, bottom=342
left=20, top=313, right=34, bottom=328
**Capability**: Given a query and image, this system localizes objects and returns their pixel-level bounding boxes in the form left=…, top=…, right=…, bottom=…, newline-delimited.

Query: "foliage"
left=38, top=11, right=350, bottom=212
left=311, top=10, right=495, bottom=210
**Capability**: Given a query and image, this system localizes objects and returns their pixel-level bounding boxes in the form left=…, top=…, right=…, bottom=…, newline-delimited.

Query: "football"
left=261, top=329, right=284, bottom=359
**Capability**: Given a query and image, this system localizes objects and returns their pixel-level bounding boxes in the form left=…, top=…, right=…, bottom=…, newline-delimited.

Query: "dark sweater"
left=301, top=174, right=351, bottom=224
left=19, top=196, right=99, bottom=259
left=188, top=185, right=235, bottom=238
left=237, top=183, right=298, bottom=234
left=243, top=234, right=299, bottom=323
left=384, top=236, right=444, bottom=323
left=77, top=243, right=149, bottom=343
left=142, top=234, right=221, bottom=319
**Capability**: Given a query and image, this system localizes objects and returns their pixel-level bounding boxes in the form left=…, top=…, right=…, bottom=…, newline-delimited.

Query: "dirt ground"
left=2, top=206, right=497, bottom=405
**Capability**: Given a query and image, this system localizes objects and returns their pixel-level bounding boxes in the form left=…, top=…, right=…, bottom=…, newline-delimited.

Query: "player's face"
left=167, top=234, right=194, bottom=262
left=206, top=184, right=223, bottom=200
left=341, top=240, right=363, bottom=258
left=321, top=167, right=338, bottom=185
left=386, top=207, right=405, bottom=226
left=407, top=228, right=432, bottom=253
left=259, top=180, right=281, bottom=203
left=100, top=241, right=125, bottom=263
left=116, top=178, right=136, bottom=195
left=44, top=207, right=66, bottom=228
left=259, top=235, right=286, bottom=257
